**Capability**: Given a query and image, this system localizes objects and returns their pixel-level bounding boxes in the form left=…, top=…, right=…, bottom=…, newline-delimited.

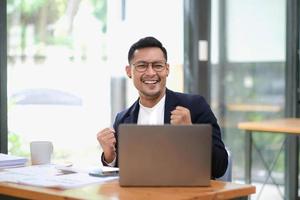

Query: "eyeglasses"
left=131, top=61, right=167, bottom=72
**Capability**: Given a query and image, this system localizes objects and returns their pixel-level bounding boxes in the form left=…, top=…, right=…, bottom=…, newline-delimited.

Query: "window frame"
left=0, top=0, right=7, bottom=154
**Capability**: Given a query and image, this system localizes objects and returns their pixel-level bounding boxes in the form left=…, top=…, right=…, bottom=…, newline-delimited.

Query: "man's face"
left=126, top=47, right=169, bottom=102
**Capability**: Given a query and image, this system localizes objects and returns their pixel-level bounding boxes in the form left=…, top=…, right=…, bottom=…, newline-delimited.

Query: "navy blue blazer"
left=101, top=89, right=228, bottom=178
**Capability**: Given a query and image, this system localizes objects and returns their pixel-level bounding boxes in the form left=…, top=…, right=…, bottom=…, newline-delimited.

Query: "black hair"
left=127, top=36, right=168, bottom=63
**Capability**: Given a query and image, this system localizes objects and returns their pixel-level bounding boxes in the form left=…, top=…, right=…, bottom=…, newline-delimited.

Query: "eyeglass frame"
left=130, top=61, right=167, bottom=72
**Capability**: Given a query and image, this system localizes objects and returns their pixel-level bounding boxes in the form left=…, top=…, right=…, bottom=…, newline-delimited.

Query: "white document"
left=0, top=165, right=118, bottom=189
left=0, top=153, right=28, bottom=168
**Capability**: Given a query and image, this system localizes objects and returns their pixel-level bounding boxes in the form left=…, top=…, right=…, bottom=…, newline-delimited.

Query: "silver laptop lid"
left=118, top=124, right=212, bottom=186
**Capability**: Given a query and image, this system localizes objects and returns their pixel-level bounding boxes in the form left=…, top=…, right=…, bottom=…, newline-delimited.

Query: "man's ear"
left=166, top=63, right=170, bottom=77
left=125, top=65, right=132, bottom=78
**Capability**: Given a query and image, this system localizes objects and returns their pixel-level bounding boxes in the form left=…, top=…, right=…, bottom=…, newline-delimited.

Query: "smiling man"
left=97, top=36, right=228, bottom=178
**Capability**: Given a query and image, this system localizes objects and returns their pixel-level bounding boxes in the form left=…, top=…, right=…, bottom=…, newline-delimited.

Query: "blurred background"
left=4, top=0, right=291, bottom=199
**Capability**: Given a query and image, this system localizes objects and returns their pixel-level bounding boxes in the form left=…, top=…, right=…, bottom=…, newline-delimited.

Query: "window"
left=211, top=0, right=286, bottom=199
left=7, top=0, right=184, bottom=166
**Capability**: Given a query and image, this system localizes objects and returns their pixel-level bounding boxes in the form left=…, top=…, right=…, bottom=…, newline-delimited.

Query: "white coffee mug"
left=30, top=141, right=53, bottom=165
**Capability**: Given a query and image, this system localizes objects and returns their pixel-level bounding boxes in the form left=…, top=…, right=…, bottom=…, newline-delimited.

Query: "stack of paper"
left=0, top=165, right=118, bottom=189
left=0, top=153, right=28, bottom=169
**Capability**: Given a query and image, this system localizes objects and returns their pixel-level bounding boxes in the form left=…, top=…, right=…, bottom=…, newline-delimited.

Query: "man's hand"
left=170, top=106, right=192, bottom=125
left=97, top=128, right=116, bottom=163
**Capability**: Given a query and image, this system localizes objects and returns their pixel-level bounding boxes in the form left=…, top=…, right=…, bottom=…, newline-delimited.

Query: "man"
left=97, top=36, right=228, bottom=178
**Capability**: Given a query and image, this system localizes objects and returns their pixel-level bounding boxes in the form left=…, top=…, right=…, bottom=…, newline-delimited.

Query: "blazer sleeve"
left=101, top=113, right=121, bottom=167
left=192, top=97, right=228, bottom=178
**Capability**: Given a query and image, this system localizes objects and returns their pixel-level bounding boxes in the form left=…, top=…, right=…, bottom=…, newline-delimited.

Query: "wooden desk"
left=238, top=118, right=300, bottom=134
left=238, top=118, right=300, bottom=200
left=0, top=180, right=255, bottom=200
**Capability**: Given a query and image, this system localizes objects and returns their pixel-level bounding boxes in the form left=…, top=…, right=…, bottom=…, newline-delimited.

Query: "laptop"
left=118, top=124, right=212, bottom=186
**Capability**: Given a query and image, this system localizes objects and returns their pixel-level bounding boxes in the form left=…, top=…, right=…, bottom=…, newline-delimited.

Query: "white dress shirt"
left=137, top=95, right=165, bottom=125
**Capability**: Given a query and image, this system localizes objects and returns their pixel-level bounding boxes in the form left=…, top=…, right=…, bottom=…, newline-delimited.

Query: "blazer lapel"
left=164, top=89, right=179, bottom=123
left=123, top=99, right=140, bottom=124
